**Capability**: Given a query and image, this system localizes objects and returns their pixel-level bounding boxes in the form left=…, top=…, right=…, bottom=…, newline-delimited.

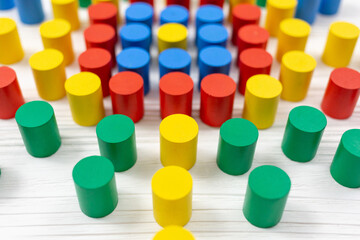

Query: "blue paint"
left=295, top=0, right=321, bottom=24
left=159, top=48, right=191, bottom=78
left=14, top=0, right=44, bottom=24
left=120, top=23, right=151, bottom=52
left=0, top=0, right=14, bottom=10
left=195, top=5, right=224, bottom=45
left=198, top=24, right=228, bottom=54
left=319, top=0, right=341, bottom=15
left=125, top=2, right=153, bottom=30
left=160, top=5, right=189, bottom=27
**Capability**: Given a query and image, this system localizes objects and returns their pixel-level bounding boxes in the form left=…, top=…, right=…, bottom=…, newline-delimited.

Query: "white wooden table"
left=1, top=0, right=360, bottom=239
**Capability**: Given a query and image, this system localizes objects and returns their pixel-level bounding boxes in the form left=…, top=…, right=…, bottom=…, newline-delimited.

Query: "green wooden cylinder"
left=216, top=118, right=258, bottom=175
left=281, top=106, right=327, bottom=162
left=330, top=129, right=360, bottom=188
left=15, top=101, right=61, bottom=158
left=96, top=114, right=137, bottom=172
left=243, top=165, right=291, bottom=228
left=79, top=0, right=91, bottom=8
left=72, top=155, right=118, bottom=218
left=257, top=0, right=267, bottom=7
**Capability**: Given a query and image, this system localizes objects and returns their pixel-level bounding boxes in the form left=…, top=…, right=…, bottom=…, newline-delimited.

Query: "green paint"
left=96, top=114, right=137, bottom=172
left=243, top=165, right=291, bottom=228
left=15, top=101, right=61, bottom=158
left=217, top=118, right=258, bottom=175
left=73, top=156, right=118, bottom=218
left=256, top=0, right=267, bottom=7
left=282, top=106, right=327, bottom=162
left=79, top=0, right=91, bottom=8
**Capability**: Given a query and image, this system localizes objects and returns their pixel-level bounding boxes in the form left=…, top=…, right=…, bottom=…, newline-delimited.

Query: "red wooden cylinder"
left=237, top=24, right=269, bottom=64
left=200, top=73, right=236, bottom=127
left=88, top=3, right=118, bottom=32
left=84, top=24, right=116, bottom=68
left=232, top=4, right=261, bottom=45
left=159, top=72, right=194, bottom=119
left=239, top=48, right=273, bottom=95
left=78, top=48, right=112, bottom=97
left=167, top=0, right=190, bottom=10
left=109, top=71, right=144, bottom=123
left=200, top=0, right=224, bottom=8
left=130, top=0, right=154, bottom=7
left=0, top=66, right=25, bottom=119
left=321, top=68, right=360, bottom=119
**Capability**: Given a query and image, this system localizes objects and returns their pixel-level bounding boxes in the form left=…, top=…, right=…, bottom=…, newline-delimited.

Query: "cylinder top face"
left=159, top=48, right=191, bottom=70
left=238, top=25, right=269, bottom=44
left=220, top=118, right=258, bottom=147
left=201, top=73, right=236, bottom=97
left=196, top=5, right=223, bottom=23
left=109, top=71, right=143, bottom=95
left=282, top=51, right=316, bottom=72
left=40, top=19, right=71, bottom=39
left=280, top=18, right=311, bottom=37
left=126, top=2, right=153, bottom=21
left=78, top=48, right=111, bottom=69
left=160, top=114, right=198, bottom=143
left=84, top=24, right=115, bottom=43
left=0, top=66, right=16, bottom=88
left=120, top=23, right=150, bottom=42
left=65, top=72, right=101, bottom=96
left=29, top=49, right=64, bottom=71
left=0, top=18, right=16, bottom=35
left=117, top=47, right=150, bottom=69
left=154, top=226, right=195, bottom=240
left=52, top=0, right=75, bottom=4
left=247, top=74, right=282, bottom=99
left=15, top=101, right=54, bottom=128
left=72, top=155, right=114, bottom=189
left=161, top=5, right=189, bottom=23
left=249, top=165, right=291, bottom=200
left=330, top=68, right=360, bottom=90
left=233, top=3, right=261, bottom=20
left=199, top=24, right=228, bottom=44
left=159, top=72, right=193, bottom=95
left=342, top=129, right=360, bottom=157
left=240, top=48, right=272, bottom=68
left=152, top=166, right=193, bottom=200
left=289, top=106, right=327, bottom=133
left=96, top=114, right=134, bottom=143
left=199, top=46, right=231, bottom=67
left=158, top=23, right=187, bottom=42
left=268, top=0, right=297, bottom=9
left=88, top=2, right=117, bottom=20
left=330, top=21, right=360, bottom=39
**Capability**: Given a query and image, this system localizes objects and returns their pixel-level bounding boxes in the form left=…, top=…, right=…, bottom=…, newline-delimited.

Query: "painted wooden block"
left=0, top=18, right=24, bottom=65
left=160, top=5, right=189, bottom=26
left=125, top=2, right=153, bottom=31
left=159, top=48, right=191, bottom=77
left=295, top=0, right=321, bottom=24
left=319, top=0, right=341, bottom=15
left=0, top=0, right=14, bottom=10
left=228, top=0, right=255, bottom=22
left=198, top=24, right=228, bottom=54
left=166, top=0, right=190, bottom=10
left=14, top=0, right=44, bottom=24
left=153, top=226, right=195, bottom=239
left=120, top=23, right=151, bottom=51
left=88, top=2, right=118, bottom=31
left=51, top=0, right=80, bottom=31
left=158, top=23, right=187, bottom=53
left=195, top=5, right=223, bottom=44
left=200, top=0, right=224, bottom=8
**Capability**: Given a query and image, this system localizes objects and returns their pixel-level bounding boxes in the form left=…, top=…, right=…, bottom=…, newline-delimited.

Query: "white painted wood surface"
left=1, top=0, right=360, bottom=239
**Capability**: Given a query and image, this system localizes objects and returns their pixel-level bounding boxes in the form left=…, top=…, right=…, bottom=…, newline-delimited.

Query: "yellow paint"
left=322, top=21, right=359, bottom=68
left=152, top=166, right=193, bottom=227
left=243, top=74, right=282, bottom=129
left=158, top=23, right=187, bottom=53
left=264, top=0, right=297, bottom=37
left=276, top=18, right=311, bottom=62
left=228, top=0, right=255, bottom=22
left=29, top=49, right=66, bottom=101
left=51, top=0, right=80, bottom=31
left=153, top=226, right=195, bottom=240
left=0, top=18, right=24, bottom=65
left=40, top=19, right=74, bottom=66
left=65, top=72, right=105, bottom=126
left=160, top=114, right=198, bottom=170
left=280, top=51, right=316, bottom=102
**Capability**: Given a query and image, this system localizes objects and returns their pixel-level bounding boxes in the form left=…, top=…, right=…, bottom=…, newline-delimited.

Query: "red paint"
left=78, top=48, right=112, bottom=97
left=109, top=72, right=144, bottom=123
left=88, top=3, right=118, bottom=32
left=200, top=73, right=236, bottom=127
left=130, top=0, right=154, bottom=7
left=321, top=68, right=360, bottom=119
left=200, top=0, right=224, bottom=8
left=232, top=4, right=261, bottom=45
left=239, top=48, right=273, bottom=95
left=167, top=0, right=190, bottom=10
left=0, top=66, right=25, bottom=119
left=159, top=72, right=193, bottom=119
left=84, top=24, right=116, bottom=67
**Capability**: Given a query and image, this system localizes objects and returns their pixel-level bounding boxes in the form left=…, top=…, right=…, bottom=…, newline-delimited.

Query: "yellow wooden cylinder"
left=29, top=49, right=66, bottom=101
left=228, top=0, right=255, bottom=22
left=243, top=74, right=282, bottom=129
left=51, top=0, right=80, bottom=31
left=276, top=18, right=311, bottom=62
left=65, top=72, right=105, bottom=126
left=279, top=51, right=316, bottom=102
left=264, top=0, right=297, bottom=37
left=153, top=226, right=195, bottom=240
left=40, top=19, right=74, bottom=66
left=152, top=166, right=193, bottom=227
left=0, top=18, right=24, bottom=65
left=158, top=23, right=187, bottom=53
left=322, top=21, right=359, bottom=68
left=159, top=114, right=198, bottom=170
